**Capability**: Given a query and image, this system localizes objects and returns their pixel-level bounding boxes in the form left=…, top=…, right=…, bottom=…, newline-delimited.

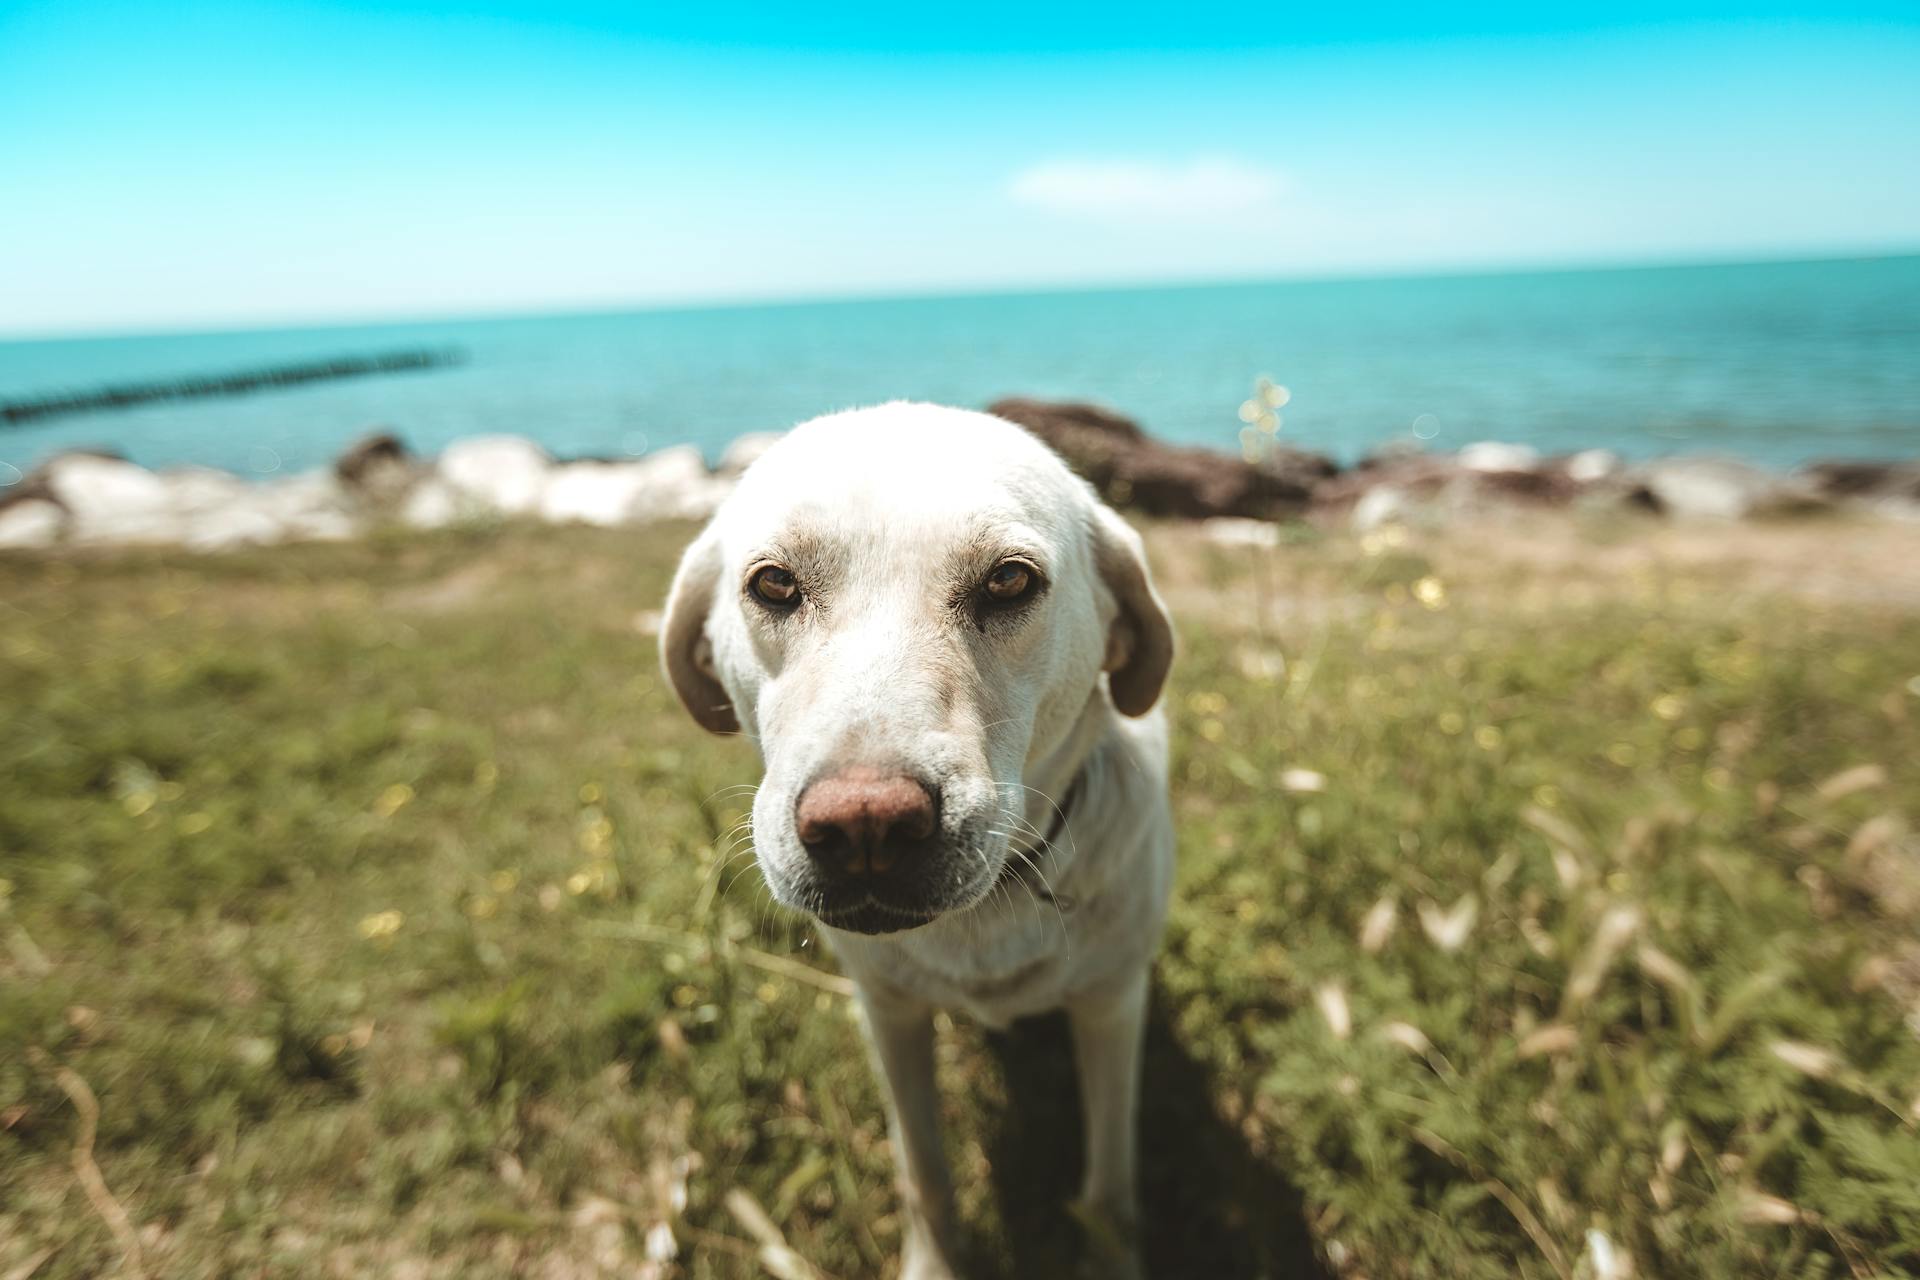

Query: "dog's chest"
left=868, top=893, right=1125, bottom=1027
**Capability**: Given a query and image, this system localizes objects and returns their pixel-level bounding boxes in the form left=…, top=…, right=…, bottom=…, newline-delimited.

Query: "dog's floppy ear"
left=1091, top=503, right=1174, bottom=716
left=660, top=528, right=740, bottom=735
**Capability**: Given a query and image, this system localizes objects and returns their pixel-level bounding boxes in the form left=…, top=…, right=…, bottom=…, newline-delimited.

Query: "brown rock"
left=333, top=430, right=414, bottom=499
left=1799, top=459, right=1920, bottom=501
left=987, top=397, right=1334, bottom=520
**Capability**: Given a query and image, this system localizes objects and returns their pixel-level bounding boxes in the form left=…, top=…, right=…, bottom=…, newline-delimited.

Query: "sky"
left=1, top=0, right=1917, bottom=337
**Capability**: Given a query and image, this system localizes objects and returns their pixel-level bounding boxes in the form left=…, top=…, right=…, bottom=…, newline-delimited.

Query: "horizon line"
left=5, top=241, right=1917, bottom=347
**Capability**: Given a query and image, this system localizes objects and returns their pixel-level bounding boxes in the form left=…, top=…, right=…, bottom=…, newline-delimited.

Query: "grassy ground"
left=3, top=514, right=1919, bottom=1279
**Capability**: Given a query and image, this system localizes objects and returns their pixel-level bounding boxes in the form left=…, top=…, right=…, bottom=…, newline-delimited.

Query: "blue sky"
left=1, top=1, right=1917, bottom=336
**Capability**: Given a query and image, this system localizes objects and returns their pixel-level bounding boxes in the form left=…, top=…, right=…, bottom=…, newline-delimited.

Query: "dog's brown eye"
left=749, top=565, right=800, bottom=608
left=983, top=561, right=1036, bottom=603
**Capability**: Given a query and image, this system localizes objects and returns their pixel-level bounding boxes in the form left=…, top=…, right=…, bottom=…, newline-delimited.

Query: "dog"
left=660, top=401, right=1175, bottom=1279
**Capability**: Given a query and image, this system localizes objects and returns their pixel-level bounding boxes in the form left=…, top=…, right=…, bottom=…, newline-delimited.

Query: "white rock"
left=163, top=466, right=253, bottom=515
left=630, top=446, right=734, bottom=520
left=1201, top=517, right=1282, bottom=549
left=170, top=471, right=357, bottom=550
left=261, top=473, right=356, bottom=541
left=717, top=432, right=785, bottom=477
left=1638, top=457, right=1781, bottom=520
left=40, top=455, right=180, bottom=542
left=1458, top=441, right=1540, bottom=473
left=399, top=477, right=468, bottom=529
left=1352, top=486, right=1410, bottom=532
left=183, top=503, right=288, bottom=551
left=539, top=462, right=660, bottom=526
left=1565, top=449, right=1622, bottom=484
left=536, top=447, right=730, bottom=526
left=436, top=436, right=553, bottom=515
left=0, top=499, right=66, bottom=548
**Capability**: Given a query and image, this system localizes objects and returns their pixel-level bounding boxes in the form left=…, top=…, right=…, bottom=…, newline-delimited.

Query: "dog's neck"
left=1005, top=685, right=1125, bottom=892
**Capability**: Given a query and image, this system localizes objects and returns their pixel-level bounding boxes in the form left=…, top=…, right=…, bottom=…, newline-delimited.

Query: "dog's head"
left=660, top=402, right=1172, bottom=936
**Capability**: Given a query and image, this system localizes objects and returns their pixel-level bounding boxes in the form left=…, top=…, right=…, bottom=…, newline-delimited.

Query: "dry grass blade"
left=3, top=1249, right=57, bottom=1280
left=1816, top=764, right=1887, bottom=801
left=1410, top=1128, right=1572, bottom=1280
left=1316, top=982, right=1352, bottom=1040
left=586, top=919, right=856, bottom=996
left=724, top=1187, right=821, bottom=1280
left=1418, top=894, right=1479, bottom=952
left=1517, top=1024, right=1579, bottom=1059
left=1521, top=805, right=1591, bottom=857
left=1358, top=896, right=1398, bottom=954
left=1561, top=904, right=1641, bottom=1018
left=29, top=1049, right=148, bottom=1279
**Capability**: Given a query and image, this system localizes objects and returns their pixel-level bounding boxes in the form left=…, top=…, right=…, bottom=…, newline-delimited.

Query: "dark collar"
left=999, top=774, right=1081, bottom=911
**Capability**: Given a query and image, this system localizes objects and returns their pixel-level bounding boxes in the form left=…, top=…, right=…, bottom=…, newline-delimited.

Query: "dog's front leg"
left=858, top=987, right=961, bottom=1280
left=1068, top=969, right=1150, bottom=1279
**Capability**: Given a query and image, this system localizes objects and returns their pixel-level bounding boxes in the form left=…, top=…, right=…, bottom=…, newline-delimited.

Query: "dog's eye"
left=749, top=565, right=801, bottom=608
left=982, top=561, right=1038, bottom=604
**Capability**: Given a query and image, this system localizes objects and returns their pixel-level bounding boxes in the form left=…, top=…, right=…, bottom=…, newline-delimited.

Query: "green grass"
left=2, top=518, right=1918, bottom=1279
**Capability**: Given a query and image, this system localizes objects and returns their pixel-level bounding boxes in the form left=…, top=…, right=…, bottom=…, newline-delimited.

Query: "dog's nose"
left=796, top=768, right=938, bottom=876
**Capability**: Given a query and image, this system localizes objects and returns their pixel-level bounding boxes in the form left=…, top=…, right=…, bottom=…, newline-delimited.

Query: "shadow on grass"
left=978, top=986, right=1327, bottom=1280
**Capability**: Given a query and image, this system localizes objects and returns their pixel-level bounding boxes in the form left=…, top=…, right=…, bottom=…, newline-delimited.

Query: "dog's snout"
left=796, top=769, right=938, bottom=877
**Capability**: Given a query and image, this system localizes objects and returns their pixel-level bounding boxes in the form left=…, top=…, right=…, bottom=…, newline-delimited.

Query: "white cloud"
left=1007, top=155, right=1285, bottom=222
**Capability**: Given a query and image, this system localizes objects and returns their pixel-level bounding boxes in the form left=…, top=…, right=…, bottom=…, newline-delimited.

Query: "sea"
left=3, top=254, right=1917, bottom=483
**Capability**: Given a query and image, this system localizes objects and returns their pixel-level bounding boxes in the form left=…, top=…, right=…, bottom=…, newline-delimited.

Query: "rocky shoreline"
left=2, top=398, right=1917, bottom=551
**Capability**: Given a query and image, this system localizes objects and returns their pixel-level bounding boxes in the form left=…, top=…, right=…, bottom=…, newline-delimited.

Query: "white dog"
left=660, top=402, right=1175, bottom=1279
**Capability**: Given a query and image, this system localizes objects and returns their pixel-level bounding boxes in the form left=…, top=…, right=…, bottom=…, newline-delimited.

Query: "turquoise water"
left=3, top=254, right=1917, bottom=481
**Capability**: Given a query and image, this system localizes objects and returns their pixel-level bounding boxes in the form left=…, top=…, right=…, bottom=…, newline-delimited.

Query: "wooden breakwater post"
left=0, top=348, right=467, bottom=427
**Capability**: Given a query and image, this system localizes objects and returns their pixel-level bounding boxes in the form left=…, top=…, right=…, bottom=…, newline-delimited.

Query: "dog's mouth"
left=814, top=898, right=943, bottom=936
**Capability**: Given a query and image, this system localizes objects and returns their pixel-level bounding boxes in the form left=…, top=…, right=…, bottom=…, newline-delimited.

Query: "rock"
left=539, top=462, right=651, bottom=526
left=1458, top=441, right=1540, bottom=473
left=39, top=453, right=184, bottom=542
left=436, top=435, right=553, bottom=516
left=182, top=502, right=288, bottom=551
left=1799, top=460, right=1918, bottom=497
left=1632, top=457, right=1817, bottom=520
left=1351, top=487, right=1411, bottom=531
left=163, top=466, right=253, bottom=516
left=334, top=430, right=414, bottom=499
left=989, top=397, right=1334, bottom=520
left=1797, top=459, right=1920, bottom=521
left=1799, top=460, right=1920, bottom=502
left=261, top=472, right=357, bottom=542
left=1318, top=450, right=1579, bottom=525
left=399, top=477, right=466, bottom=529
left=717, top=432, right=785, bottom=477
left=1472, top=466, right=1579, bottom=504
left=0, top=499, right=65, bottom=548
left=541, top=446, right=729, bottom=525
left=630, top=445, right=732, bottom=520
left=1564, top=449, right=1622, bottom=484
left=170, top=471, right=356, bottom=550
